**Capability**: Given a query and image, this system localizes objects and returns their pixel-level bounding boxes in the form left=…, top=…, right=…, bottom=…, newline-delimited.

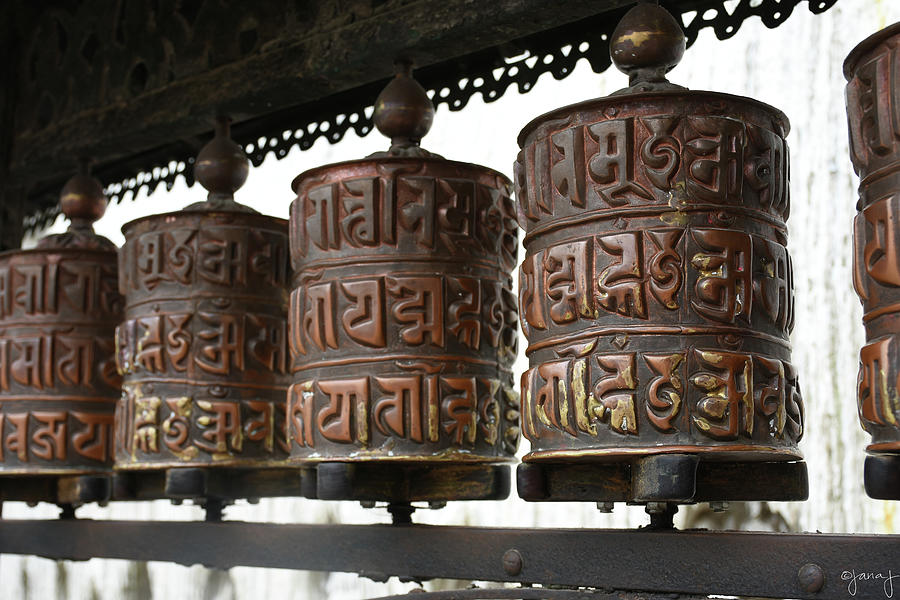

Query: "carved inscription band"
left=289, top=158, right=520, bottom=463
left=515, top=92, right=804, bottom=462
left=846, top=25, right=900, bottom=452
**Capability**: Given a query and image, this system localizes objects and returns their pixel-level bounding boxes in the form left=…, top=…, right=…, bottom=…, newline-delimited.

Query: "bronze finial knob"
left=38, top=158, right=115, bottom=249
left=59, top=158, right=107, bottom=227
left=610, top=2, right=686, bottom=91
left=373, top=60, right=435, bottom=155
left=193, top=115, right=251, bottom=208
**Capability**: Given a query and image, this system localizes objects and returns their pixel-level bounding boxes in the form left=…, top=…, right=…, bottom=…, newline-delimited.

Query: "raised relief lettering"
left=167, top=229, right=196, bottom=283
left=341, top=279, right=386, bottom=347
left=551, top=127, right=587, bottom=208
left=198, top=228, right=248, bottom=286
left=196, top=312, right=244, bottom=375
left=745, top=124, right=788, bottom=218
left=544, top=241, right=592, bottom=324
left=162, top=397, right=194, bottom=458
left=588, top=119, right=653, bottom=205
left=388, top=276, right=444, bottom=347
left=399, top=176, right=437, bottom=249
left=248, top=313, right=288, bottom=374
left=647, top=229, right=684, bottom=310
left=755, top=356, right=788, bottom=438
left=850, top=50, right=896, bottom=160
left=307, top=184, right=342, bottom=250
left=137, top=231, right=167, bottom=290
left=317, top=378, right=369, bottom=444
left=340, top=177, right=380, bottom=247
left=56, top=333, right=94, bottom=387
left=289, top=288, right=306, bottom=359
left=303, top=282, right=339, bottom=352
left=373, top=375, right=424, bottom=442
left=519, top=252, right=547, bottom=333
left=133, top=396, right=161, bottom=454
left=437, top=178, right=479, bottom=253
left=862, top=196, right=900, bottom=287
left=447, top=277, right=482, bottom=349
left=591, top=354, right=638, bottom=435
left=858, top=337, right=900, bottom=428
left=692, top=350, right=754, bottom=440
left=32, top=412, right=67, bottom=460
left=754, top=237, right=794, bottom=332
left=12, top=336, right=52, bottom=390
left=534, top=360, right=571, bottom=435
left=288, top=381, right=315, bottom=447
left=685, top=116, right=744, bottom=204
left=479, top=378, right=501, bottom=446
left=5, top=413, right=28, bottom=461
left=645, top=353, right=684, bottom=432
left=14, top=264, right=57, bottom=315
left=136, top=316, right=165, bottom=373
left=691, top=229, right=752, bottom=323
left=196, top=400, right=242, bottom=455
left=639, top=116, right=681, bottom=190
left=244, top=400, right=275, bottom=453
left=441, top=376, right=478, bottom=446
left=166, top=314, right=192, bottom=372
left=596, top=232, right=646, bottom=318
left=61, top=262, right=101, bottom=313
left=72, top=412, right=114, bottom=462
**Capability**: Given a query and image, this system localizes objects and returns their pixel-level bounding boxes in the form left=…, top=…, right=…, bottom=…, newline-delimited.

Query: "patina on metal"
left=0, top=160, right=121, bottom=504
left=845, top=22, right=900, bottom=501
left=288, top=62, right=519, bottom=502
left=514, top=3, right=805, bottom=505
left=114, top=116, right=294, bottom=498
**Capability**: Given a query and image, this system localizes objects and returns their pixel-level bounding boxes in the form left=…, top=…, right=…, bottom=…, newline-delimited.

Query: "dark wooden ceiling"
left=0, top=0, right=837, bottom=247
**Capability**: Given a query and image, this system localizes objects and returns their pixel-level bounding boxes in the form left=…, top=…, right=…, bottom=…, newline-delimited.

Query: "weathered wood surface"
left=3, top=1, right=899, bottom=598
left=5, top=0, right=637, bottom=195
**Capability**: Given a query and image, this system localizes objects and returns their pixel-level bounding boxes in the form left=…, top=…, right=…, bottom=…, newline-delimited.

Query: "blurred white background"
left=5, top=0, right=900, bottom=597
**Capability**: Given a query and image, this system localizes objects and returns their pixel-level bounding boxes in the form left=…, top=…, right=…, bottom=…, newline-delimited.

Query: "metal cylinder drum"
left=514, top=3, right=805, bottom=505
left=114, top=120, right=292, bottom=481
left=287, top=66, right=520, bottom=502
left=0, top=167, right=122, bottom=508
left=0, top=242, right=121, bottom=474
left=845, top=23, right=900, bottom=499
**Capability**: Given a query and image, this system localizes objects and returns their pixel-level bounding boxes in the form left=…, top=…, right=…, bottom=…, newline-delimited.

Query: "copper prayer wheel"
left=846, top=22, right=900, bottom=500
left=288, top=63, right=519, bottom=503
left=0, top=162, right=121, bottom=505
left=514, top=4, right=806, bottom=506
left=114, top=118, right=296, bottom=501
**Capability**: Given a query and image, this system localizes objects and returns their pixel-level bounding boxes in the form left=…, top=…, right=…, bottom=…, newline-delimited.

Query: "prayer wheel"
left=114, top=117, right=297, bottom=502
left=846, top=23, right=900, bottom=501
left=515, top=3, right=807, bottom=507
left=0, top=163, right=121, bottom=505
left=288, top=63, right=519, bottom=504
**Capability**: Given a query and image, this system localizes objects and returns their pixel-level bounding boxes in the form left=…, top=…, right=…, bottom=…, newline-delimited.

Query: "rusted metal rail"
left=0, top=519, right=897, bottom=599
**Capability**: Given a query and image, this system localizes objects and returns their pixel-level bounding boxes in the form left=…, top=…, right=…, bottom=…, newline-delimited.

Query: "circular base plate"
left=308, top=462, right=510, bottom=502
left=517, top=454, right=808, bottom=504
left=864, top=454, right=900, bottom=500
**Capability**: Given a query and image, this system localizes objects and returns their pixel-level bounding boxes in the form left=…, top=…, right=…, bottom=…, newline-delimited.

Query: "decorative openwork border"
left=22, top=0, right=837, bottom=233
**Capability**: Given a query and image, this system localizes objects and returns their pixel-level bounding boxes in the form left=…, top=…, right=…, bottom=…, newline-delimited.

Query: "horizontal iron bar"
left=0, top=520, right=896, bottom=599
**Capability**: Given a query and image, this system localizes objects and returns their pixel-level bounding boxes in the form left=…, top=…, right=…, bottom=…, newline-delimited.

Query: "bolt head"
left=502, top=549, right=523, bottom=576
left=798, top=563, right=825, bottom=593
